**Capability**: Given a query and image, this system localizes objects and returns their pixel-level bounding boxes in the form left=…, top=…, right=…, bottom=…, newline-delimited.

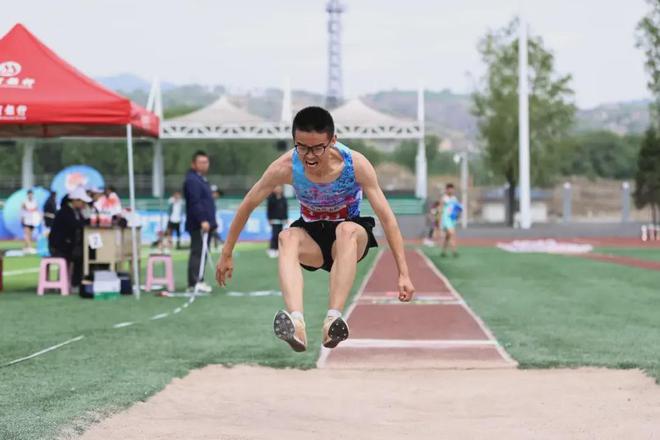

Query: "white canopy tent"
left=148, top=81, right=427, bottom=199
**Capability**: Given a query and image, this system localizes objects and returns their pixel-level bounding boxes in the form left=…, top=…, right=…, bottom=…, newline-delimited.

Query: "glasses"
left=294, top=141, right=331, bottom=157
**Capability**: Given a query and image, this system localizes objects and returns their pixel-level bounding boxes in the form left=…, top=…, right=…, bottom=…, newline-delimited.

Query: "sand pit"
left=77, top=365, right=660, bottom=440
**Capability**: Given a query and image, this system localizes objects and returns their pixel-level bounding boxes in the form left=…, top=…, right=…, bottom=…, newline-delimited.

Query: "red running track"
left=318, top=249, right=517, bottom=369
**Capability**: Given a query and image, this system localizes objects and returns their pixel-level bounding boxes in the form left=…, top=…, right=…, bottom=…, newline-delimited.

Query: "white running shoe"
left=194, top=282, right=213, bottom=293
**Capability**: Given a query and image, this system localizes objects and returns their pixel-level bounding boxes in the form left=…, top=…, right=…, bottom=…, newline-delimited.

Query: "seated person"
left=48, top=186, right=90, bottom=287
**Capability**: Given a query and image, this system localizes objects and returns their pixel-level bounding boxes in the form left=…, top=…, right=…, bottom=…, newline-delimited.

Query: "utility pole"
left=326, top=0, right=344, bottom=109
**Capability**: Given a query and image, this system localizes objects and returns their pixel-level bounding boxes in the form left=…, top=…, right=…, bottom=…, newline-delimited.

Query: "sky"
left=0, top=0, right=652, bottom=108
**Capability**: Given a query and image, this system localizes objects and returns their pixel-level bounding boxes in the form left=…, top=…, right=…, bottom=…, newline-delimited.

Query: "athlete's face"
left=293, top=130, right=336, bottom=172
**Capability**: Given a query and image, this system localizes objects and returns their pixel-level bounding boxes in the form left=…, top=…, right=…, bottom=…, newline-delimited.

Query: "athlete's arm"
left=354, top=152, right=415, bottom=302
left=216, top=152, right=292, bottom=286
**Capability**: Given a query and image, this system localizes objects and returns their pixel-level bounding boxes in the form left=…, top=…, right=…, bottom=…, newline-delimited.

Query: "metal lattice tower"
left=326, top=0, right=344, bottom=109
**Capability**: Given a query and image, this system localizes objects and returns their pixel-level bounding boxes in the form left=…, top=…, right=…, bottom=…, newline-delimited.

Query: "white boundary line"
left=0, top=335, right=85, bottom=368
left=316, top=248, right=384, bottom=368
left=3, top=268, right=40, bottom=277
left=416, top=249, right=518, bottom=366
left=341, top=339, right=498, bottom=349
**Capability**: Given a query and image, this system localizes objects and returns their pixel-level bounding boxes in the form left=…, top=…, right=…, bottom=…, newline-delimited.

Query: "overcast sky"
left=1, top=0, right=651, bottom=108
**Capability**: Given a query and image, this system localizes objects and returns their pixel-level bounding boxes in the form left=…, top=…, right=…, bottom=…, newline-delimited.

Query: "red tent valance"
left=0, top=24, right=159, bottom=138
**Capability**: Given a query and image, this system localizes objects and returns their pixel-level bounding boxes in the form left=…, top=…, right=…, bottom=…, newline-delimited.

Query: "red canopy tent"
left=0, top=23, right=160, bottom=296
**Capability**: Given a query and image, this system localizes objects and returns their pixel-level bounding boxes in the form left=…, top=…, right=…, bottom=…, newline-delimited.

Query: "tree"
left=472, top=19, right=576, bottom=225
left=636, top=0, right=660, bottom=116
left=635, top=0, right=660, bottom=224
left=559, top=131, right=641, bottom=180
left=392, top=135, right=440, bottom=173
left=633, top=127, right=660, bottom=226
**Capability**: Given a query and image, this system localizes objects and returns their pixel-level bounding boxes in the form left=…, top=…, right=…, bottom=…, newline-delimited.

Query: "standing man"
left=266, top=185, right=288, bottom=258
left=184, top=151, right=217, bottom=293
left=217, top=107, right=415, bottom=352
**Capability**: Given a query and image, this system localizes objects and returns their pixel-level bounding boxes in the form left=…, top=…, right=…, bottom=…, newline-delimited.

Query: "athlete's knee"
left=335, top=222, right=359, bottom=244
left=278, top=228, right=300, bottom=247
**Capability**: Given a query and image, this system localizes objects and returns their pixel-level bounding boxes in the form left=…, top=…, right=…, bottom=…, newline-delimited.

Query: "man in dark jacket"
left=183, top=151, right=217, bottom=293
left=48, top=186, right=90, bottom=287
left=266, top=185, right=288, bottom=258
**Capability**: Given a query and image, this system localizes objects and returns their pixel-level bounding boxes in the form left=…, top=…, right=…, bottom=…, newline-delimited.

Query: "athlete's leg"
left=447, top=228, right=458, bottom=254
left=328, top=222, right=369, bottom=311
left=277, top=227, right=323, bottom=313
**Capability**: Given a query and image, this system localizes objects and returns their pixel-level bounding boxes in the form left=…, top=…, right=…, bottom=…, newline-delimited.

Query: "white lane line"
left=316, top=249, right=384, bottom=369
left=150, top=313, right=169, bottom=320
left=112, top=322, right=135, bottom=329
left=340, top=339, right=497, bottom=349
left=358, top=295, right=464, bottom=305
left=3, top=268, right=40, bottom=277
left=173, top=307, right=182, bottom=314
left=416, top=249, right=518, bottom=366
left=1, top=335, right=85, bottom=368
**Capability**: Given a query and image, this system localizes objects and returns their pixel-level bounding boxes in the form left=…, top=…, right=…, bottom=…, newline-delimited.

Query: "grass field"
left=425, top=246, right=660, bottom=381
left=0, top=244, right=376, bottom=439
left=595, top=246, right=660, bottom=262
left=2, top=241, right=659, bottom=439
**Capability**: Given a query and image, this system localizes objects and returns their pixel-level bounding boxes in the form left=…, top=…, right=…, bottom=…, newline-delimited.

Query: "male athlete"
left=216, top=107, right=415, bottom=352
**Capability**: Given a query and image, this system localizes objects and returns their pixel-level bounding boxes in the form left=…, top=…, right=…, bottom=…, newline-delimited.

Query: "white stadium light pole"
left=518, top=6, right=532, bottom=229
left=126, top=124, right=141, bottom=299
left=415, top=85, right=427, bottom=200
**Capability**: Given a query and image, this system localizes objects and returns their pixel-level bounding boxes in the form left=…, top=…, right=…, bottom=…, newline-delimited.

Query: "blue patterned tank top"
left=292, top=142, right=362, bottom=222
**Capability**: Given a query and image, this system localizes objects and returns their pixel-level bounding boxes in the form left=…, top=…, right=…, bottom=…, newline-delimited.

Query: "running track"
left=318, top=249, right=517, bottom=369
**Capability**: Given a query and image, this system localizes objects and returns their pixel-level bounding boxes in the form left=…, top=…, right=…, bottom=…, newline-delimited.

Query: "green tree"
left=559, top=131, right=641, bottom=180
left=392, top=135, right=440, bottom=173
left=635, top=0, right=660, bottom=223
left=633, top=127, right=660, bottom=225
left=472, top=19, right=575, bottom=225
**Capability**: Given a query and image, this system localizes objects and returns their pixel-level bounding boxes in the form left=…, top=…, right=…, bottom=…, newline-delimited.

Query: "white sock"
left=290, top=311, right=305, bottom=323
left=326, top=309, right=342, bottom=319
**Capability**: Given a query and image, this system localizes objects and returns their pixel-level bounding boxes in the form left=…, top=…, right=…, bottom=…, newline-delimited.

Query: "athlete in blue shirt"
left=217, top=107, right=415, bottom=352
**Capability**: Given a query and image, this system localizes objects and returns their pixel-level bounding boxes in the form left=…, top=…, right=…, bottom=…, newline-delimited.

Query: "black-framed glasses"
left=294, top=141, right=331, bottom=157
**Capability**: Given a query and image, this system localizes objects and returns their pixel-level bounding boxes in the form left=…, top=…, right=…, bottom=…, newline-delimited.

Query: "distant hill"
left=575, top=100, right=650, bottom=135
left=100, top=74, right=651, bottom=147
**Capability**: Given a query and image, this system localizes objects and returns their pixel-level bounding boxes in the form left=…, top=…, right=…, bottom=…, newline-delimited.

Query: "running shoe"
left=273, top=310, right=307, bottom=352
left=322, top=315, right=349, bottom=349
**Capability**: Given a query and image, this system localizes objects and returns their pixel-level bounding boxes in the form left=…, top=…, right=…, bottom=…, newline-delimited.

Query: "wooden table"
left=83, top=226, right=141, bottom=277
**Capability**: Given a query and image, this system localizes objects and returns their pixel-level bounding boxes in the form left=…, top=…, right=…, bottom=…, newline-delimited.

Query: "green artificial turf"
left=0, top=244, right=376, bottom=439
left=594, top=246, right=660, bottom=262
left=425, top=246, right=660, bottom=381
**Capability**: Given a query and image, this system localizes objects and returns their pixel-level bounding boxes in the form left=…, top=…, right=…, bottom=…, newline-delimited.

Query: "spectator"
left=266, top=185, right=288, bottom=258
left=21, top=189, right=41, bottom=253
left=48, top=186, right=90, bottom=288
left=94, top=185, right=122, bottom=225
left=166, top=191, right=184, bottom=250
left=42, top=190, right=57, bottom=235
left=183, top=151, right=217, bottom=293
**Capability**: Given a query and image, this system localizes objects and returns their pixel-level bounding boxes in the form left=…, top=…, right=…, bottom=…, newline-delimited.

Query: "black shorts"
left=21, top=223, right=35, bottom=230
left=167, top=221, right=181, bottom=233
left=290, top=216, right=378, bottom=272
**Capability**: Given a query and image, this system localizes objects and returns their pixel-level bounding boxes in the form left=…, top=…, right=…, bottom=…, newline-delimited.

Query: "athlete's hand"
left=398, top=274, right=415, bottom=302
left=216, top=252, right=233, bottom=287
left=201, top=221, right=211, bottom=233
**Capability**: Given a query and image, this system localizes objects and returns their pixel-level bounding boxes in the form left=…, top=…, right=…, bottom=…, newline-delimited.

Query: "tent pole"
left=126, top=124, right=140, bottom=299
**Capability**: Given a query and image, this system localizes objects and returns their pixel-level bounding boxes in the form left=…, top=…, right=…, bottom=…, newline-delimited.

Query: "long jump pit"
left=77, top=249, right=660, bottom=440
